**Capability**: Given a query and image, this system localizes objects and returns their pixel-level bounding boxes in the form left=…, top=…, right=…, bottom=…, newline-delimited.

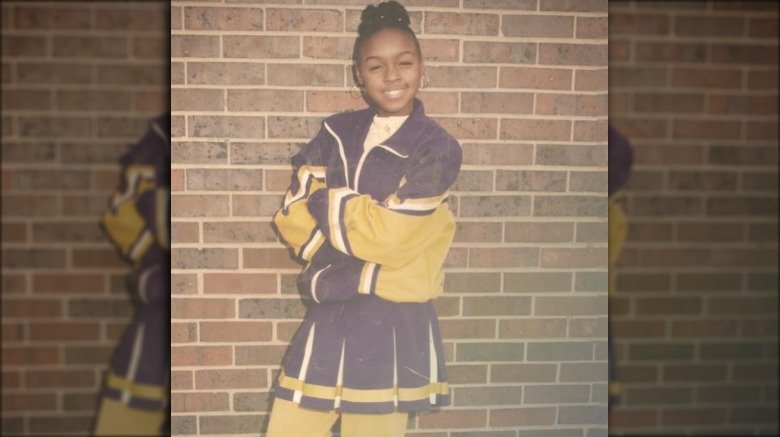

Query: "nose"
left=384, top=64, right=400, bottom=82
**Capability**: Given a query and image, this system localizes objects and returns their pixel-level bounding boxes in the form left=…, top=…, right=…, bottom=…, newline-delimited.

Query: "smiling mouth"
left=384, top=89, right=405, bottom=99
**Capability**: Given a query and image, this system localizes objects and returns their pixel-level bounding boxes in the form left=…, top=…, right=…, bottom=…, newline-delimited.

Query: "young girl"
left=269, top=2, right=461, bottom=436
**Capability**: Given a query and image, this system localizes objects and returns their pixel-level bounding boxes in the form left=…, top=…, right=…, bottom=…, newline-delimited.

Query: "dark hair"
left=352, top=1, right=421, bottom=82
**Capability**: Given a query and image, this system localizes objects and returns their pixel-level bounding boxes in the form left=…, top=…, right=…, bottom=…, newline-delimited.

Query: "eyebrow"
left=363, top=50, right=416, bottom=62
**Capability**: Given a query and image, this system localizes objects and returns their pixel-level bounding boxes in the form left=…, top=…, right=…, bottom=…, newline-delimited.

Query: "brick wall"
left=1, top=1, right=168, bottom=435
left=608, top=1, right=778, bottom=435
left=171, top=1, right=609, bottom=435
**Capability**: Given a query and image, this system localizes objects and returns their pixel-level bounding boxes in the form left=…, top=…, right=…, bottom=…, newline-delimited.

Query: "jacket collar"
left=326, top=98, right=429, bottom=158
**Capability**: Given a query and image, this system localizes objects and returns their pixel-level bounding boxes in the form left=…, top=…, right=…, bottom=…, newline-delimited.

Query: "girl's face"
left=356, top=28, right=424, bottom=117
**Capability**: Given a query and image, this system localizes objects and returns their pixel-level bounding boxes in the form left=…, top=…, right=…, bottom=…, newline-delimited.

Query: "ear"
left=352, top=64, right=364, bottom=86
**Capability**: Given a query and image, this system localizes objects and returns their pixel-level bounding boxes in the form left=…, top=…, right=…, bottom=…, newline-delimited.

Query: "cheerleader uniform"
left=93, top=114, right=170, bottom=436
left=271, top=99, right=461, bottom=417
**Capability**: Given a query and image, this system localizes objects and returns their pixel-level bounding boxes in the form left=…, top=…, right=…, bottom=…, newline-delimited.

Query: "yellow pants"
left=266, top=398, right=408, bottom=437
left=93, top=396, right=165, bottom=436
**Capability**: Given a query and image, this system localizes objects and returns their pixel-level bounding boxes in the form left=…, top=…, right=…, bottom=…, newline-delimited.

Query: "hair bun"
left=358, top=1, right=411, bottom=36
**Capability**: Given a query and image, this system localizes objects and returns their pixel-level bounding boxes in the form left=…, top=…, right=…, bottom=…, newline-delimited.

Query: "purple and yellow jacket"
left=273, top=99, right=462, bottom=303
left=99, top=114, right=170, bottom=411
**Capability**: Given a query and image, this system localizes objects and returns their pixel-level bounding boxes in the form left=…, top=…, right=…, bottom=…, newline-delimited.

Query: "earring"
left=421, top=74, right=430, bottom=89
left=350, top=84, right=366, bottom=98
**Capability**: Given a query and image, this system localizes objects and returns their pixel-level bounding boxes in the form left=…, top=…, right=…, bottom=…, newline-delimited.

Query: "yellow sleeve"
left=272, top=165, right=327, bottom=262
left=307, top=187, right=455, bottom=268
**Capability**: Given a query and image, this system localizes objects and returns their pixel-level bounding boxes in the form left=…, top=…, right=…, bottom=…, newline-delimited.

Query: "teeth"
left=385, top=90, right=403, bottom=97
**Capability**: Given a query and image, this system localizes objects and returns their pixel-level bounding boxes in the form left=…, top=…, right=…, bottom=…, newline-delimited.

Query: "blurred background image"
left=608, top=1, right=778, bottom=435
left=1, top=1, right=168, bottom=435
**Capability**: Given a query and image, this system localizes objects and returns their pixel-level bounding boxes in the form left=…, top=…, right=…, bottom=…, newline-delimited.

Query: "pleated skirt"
left=273, top=295, right=450, bottom=414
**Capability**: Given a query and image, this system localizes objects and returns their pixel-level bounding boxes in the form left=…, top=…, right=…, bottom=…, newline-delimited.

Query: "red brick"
left=418, top=409, right=487, bottom=429
left=96, top=7, right=165, bottom=30
left=224, top=35, right=299, bottom=59
left=709, top=94, right=777, bottom=116
left=468, top=248, right=538, bottom=268
left=675, top=15, right=744, bottom=37
left=503, top=15, right=573, bottom=37
left=425, top=12, right=498, bottom=36
left=16, top=62, right=91, bottom=85
left=610, top=66, right=668, bottom=88
left=677, top=223, right=743, bottom=242
left=2, top=223, right=27, bottom=243
left=243, top=248, right=301, bottom=269
left=536, top=295, right=605, bottom=316
left=672, top=67, right=742, bottom=89
left=668, top=170, right=738, bottom=191
left=499, top=67, right=572, bottom=90
left=200, top=321, right=272, bottom=342
left=172, top=345, right=233, bottom=367
left=171, top=35, right=220, bottom=58
left=306, top=90, right=366, bottom=113
left=540, top=0, right=606, bottom=12
left=636, top=41, right=706, bottom=63
left=203, top=273, right=277, bottom=295
left=427, top=66, right=496, bottom=88
left=29, top=322, right=99, bottom=342
left=609, top=410, right=658, bottom=428
left=747, top=70, right=778, bottom=90
left=187, top=62, right=265, bottom=86
left=536, top=93, right=607, bottom=117
left=500, top=119, right=570, bottom=141
left=463, top=0, right=535, bottom=8
left=2, top=393, right=57, bottom=411
left=609, top=40, right=630, bottom=62
left=461, top=143, right=533, bottom=166
left=575, top=68, right=607, bottom=91
left=171, top=298, right=236, bottom=319
left=490, top=407, right=557, bottom=427
left=747, top=120, right=778, bottom=141
left=662, top=408, right=727, bottom=426
left=2, top=35, right=47, bottom=56
left=3, top=346, right=60, bottom=366
left=267, top=63, right=343, bottom=87
left=171, top=392, right=230, bottom=413
left=576, top=16, right=607, bottom=39
left=2, top=89, right=52, bottom=110
left=435, top=117, right=497, bottom=140
left=417, top=91, right=459, bottom=115
left=195, top=369, right=267, bottom=390
left=498, top=318, right=566, bottom=339
left=172, top=370, right=193, bottom=390
left=15, top=6, right=90, bottom=29
left=32, top=273, right=103, bottom=294
left=232, top=194, right=284, bottom=217
left=266, top=8, right=341, bottom=32
left=172, top=322, right=197, bottom=343
left=419, top=38, right=459, bottom=62
left=747, top=17, right=777, bottom=38
left=72, top=248, right=125, bottom=268
left=2, top=299, right=63, bottom=318
left=534, top=195, right=604, bottom=217
left=539, top=43, right=607, bottom=66
left=463, top=41, right=535, bottom=64
left=184, top=6, right=263, bottom=31
left=172, top=194, right=230, bottom=217
left=609, top=13, right=669, bottom=35
left=616, top=273, right=671, bottom=292
left=712, top=43, right=778, bottom=65
left=462, top=92, right=532, bottom=115
left=267, top=116, right=322, bottom=139
left=454, top=222, right=502, bottom=243
left=276, top=321, right=303, bottom=342
left=172, top=88, right=223, bottom=112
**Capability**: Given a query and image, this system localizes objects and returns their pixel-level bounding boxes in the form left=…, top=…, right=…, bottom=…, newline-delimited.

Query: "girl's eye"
left=368, top=65, right=381, bottom=71
left=399, top=61, right=412, bottom=66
